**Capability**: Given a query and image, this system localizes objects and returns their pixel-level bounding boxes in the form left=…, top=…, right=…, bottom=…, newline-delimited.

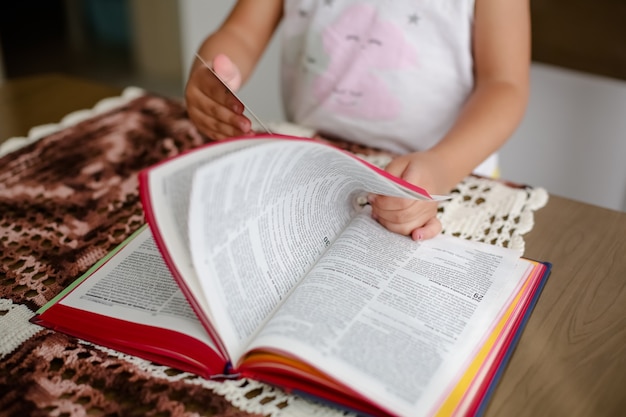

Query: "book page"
left=142, top=137, right=278, bottom=355
left=245, top=210, right=528, bottom=416
left=59, top=227, right=215, bottom=348
left=187, top=139, right=432, bottom=362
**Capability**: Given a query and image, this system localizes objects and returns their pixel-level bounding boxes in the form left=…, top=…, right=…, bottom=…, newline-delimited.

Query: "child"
left=185, top=0, right=530, bottom=241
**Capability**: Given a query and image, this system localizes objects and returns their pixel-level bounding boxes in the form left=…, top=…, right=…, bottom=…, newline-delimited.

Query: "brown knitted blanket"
left=0, top=92, right=409, bottom=417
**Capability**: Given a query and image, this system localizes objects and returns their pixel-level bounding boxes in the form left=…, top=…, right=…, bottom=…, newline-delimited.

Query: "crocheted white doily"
left=1, top=93, right=548, bottom=417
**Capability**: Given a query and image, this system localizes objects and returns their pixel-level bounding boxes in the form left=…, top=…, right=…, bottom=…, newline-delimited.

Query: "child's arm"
left=371, top=0, right=531, bottom=240
left=185, top=0, right=283, bottom=140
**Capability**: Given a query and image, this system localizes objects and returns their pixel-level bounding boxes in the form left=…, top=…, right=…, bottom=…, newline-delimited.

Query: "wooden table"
left=0, top=74, right=121, bottom=145
left=1, top=74, right=625, bottom=417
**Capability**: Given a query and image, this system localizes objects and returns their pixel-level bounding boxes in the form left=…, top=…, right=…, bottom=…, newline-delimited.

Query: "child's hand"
left=369, top=151, right=447, bottom=241
left=185, top=53, right=252, bottom=140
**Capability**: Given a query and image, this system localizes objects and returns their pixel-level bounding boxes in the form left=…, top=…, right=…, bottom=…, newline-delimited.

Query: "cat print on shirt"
left=312, top=3, right=418, bottom=120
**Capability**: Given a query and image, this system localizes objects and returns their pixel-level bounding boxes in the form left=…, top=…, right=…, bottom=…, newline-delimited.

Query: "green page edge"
left=36, top=224, right=148, bottom=314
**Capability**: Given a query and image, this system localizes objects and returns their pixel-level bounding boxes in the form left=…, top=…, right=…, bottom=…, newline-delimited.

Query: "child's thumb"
left=212, top=53, right=242, bottom=91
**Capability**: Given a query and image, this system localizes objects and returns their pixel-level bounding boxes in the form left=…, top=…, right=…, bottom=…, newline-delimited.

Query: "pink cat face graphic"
left=313, top=4, right=417, bottom=120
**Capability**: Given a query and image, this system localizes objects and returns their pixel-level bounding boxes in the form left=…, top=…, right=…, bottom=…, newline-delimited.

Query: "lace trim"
left=0, top=298, right=43, bottom=357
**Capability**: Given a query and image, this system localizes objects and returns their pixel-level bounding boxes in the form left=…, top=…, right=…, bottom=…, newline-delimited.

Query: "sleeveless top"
left=280, top=0, right=498, bottom=176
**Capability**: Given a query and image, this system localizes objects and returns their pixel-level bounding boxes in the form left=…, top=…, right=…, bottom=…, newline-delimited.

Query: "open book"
left=33, top=136, right=551, bottom=417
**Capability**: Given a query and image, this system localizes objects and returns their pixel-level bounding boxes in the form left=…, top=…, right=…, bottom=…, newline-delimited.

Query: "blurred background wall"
left=0, top=0, right=183, bottom=96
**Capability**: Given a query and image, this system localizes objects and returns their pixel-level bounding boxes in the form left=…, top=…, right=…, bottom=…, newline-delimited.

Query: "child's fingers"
left=212, top=53, right=242, bottom=91
left=371, top=196, right=436, bottom=224
left=368, top=194, right=414, bottom=212
left=371, top=198, right=439, bottom=237
left=411, top=216, right=442, bottom=241
left=187, top=104, right=252, bottom=140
